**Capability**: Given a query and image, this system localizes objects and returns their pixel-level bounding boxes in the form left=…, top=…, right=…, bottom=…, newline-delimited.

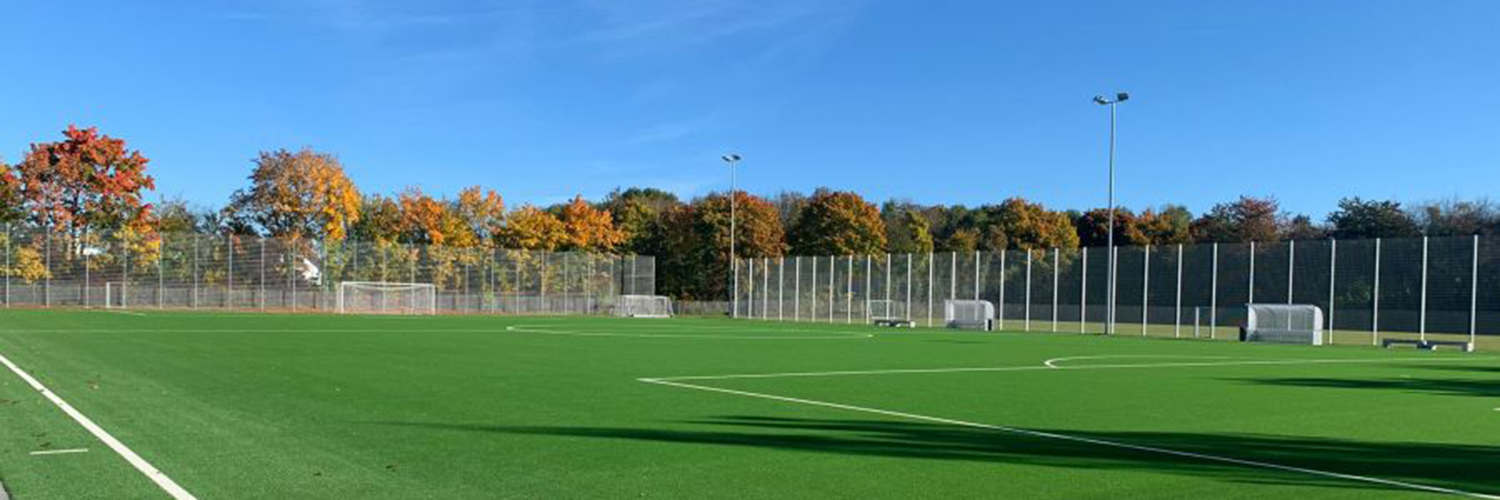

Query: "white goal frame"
left=616, top=295, right=674, bottom=318
left=337, top=281, right=437, bottom=315
left=944, top=299, right=995, bottom=331
left=1244, top=303, right=1324, bottom=345
left=105, top=282, right=128, bottom=309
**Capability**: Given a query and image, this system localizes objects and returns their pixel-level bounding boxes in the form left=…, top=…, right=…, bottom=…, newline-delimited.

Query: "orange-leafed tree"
left=0, top=160, right=21, bottom=225
left=14, top=125, right=155, bottom=239
left=453, top=186, right=505, bottom=245
left=496, top=205, right=567, bottom=251
left=227, top=148, right=361, bottom=241
left=559, top=196, right=624, bottom=252
left=787, top=190, right=886, bottom=256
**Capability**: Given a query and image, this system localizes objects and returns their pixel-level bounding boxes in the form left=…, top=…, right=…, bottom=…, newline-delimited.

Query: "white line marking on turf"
left=653, top=356, right=1495, bottom=382
left=639, top=371, right=1500, bottom=500
left=505, top=325, right=873, bottom=340
left=1043, top=355, right=1241, bottom=369
left=29, top=448, right=89, bottom=455
left=0, top=352, right=197, bottom=500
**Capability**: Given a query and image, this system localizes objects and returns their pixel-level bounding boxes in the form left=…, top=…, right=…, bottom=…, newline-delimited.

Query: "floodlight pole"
left=1094, top=92, right=1128, bottom=334
left=723, top=154, right=741, bottom=317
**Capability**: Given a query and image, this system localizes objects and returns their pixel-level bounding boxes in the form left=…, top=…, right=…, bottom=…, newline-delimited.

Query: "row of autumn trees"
left=4, top=126, right=1499, bottom=299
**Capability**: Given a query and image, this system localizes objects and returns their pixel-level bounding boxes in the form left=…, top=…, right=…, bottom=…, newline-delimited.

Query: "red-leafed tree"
left=15, top=125, right=156, bottom=242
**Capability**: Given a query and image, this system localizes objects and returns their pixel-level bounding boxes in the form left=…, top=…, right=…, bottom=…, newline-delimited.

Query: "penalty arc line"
left=639, top=357, right=1500, bottom=499
left=0, top=351, right=197, bottom=500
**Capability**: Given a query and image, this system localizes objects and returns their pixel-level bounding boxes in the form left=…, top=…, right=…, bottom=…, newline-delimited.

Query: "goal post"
left=869, top=300, right=904, bottom=321
left=105, top=282, right=127, bottom=309
left=944, top=299, right=995, bottom=331
left=1244, top=303, right=1324, bottom=345
left=615, top=295, right=673, bottom=318
left=338, top=282, right=437, bottom=315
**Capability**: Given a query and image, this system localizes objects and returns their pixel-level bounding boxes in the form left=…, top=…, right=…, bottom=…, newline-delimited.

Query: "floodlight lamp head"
left=1093, top=95, right=1109, bottom=105
left=1116, top=92, right=1130, bottom=102
left=722, top=154, right=742, bottom=163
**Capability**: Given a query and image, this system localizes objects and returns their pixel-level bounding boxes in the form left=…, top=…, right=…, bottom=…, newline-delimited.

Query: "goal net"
left=338, top=282, right=437, bottom=315
left=944, top=300, right=995, bottom=331
left=105, top=282, right=128, bottom=309
left=868, top=300, right=905, bottom=321
left=615, top=295, right=673, bottom=318
left=1244, top=304, right=1324, bottom=345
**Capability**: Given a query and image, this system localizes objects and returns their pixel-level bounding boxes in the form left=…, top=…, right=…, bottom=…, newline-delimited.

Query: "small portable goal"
left=1244, top=304, right=1324, bottom=345
left=944, top=299, right=995, bottom=331
left=338, top=282, right=437, bottom=315
left=616, top=295, right=673, bottom=318
left=868, top=300, right=912, bottom=328
left=105, top=282, right=128, bottom=309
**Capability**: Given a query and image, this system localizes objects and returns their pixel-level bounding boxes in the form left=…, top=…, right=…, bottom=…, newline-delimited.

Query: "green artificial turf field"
left=0, top=309, right=1496, bottom=499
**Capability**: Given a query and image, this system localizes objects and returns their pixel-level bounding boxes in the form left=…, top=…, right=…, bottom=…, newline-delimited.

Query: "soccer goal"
left=1244, top=304, right=1324, bottom=345
left=869, top=300, right=913, bottom=327
left=944, top=299, right=995, bottom=331
left=105, top=282, right=128, bottom=309
left=338, top=282, right=437, bottom=315
left=615, top=295, right=673, bottom=318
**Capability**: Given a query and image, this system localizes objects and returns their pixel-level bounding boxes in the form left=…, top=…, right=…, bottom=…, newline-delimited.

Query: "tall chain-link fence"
left=734, top=235, right=1495, bottom=346
left=0, top=228, right=655, bottom=315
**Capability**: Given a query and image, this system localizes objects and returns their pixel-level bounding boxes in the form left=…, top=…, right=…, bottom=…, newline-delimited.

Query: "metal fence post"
left=83, top=245, right=90, bottom=307
left=228, top=235, right=235, bottom=308
left=1373, top=238, right=1382, bottom=345
left=157, top=234, right=164, bottom=309
left=1104, top=243, right=1116, bottom=333
left=905, top=253, right=912, bottom=321
left=973, top=250, right=981, bottom=302
left=1024, top=250, right=1032, bottom=332
left=731, top=250, right=739, bottom=319
left=259, top=238, right=266, bottom=310
left=1080, top=247, right=1087, bottom=334
left=192, top=233, right=200, bottom=309
left=1420, top=236, right=1429, bottom=342
left=1210, top=243, right=1219, bottom=338
left=846, top=255, right=853, bottom=324
left=44, top=229, right=50, bottom=307
left=778, top=257, right=785, bottom=321
left=3, top=225, right=9, bottom=308
left=949, top=252, right=957, bottom=305
left=1248, top=241, right=1256, bottom=304
left=1328, top=239, right=1337, bottom=343
left=764, top=257, right=771, bottom=320
left=1286, top=241, right=1294, bottom=305
left=927, top=252, right=934, bottom=327
left=998, top=250, right=1007, bottom=330
left=1175, top=244, right=1183, bottom=338
left=1471, top=235, right=1480, bottom=347
left=811, top=256, right=818, bottom=322
left=1052, top=248, right=1060, bottom=332
left=796, top=256, right=803, bottom=322
left=829, top=255, right=835, bottom=323
left=865, top=254, right=872, bottom=322
left=1142, top=245, right=1150, bottom=336
left=122, top=233, right=129, bottom=308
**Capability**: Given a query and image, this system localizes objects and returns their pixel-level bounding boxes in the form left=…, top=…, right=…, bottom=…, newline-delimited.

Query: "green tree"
left=1326, top=197, right=1420, bottom=239
left=601, top=188, right=680, bottom=255
left=888, top=209, right=934, bottom=254
left=788, top=190, right=886, bottom=255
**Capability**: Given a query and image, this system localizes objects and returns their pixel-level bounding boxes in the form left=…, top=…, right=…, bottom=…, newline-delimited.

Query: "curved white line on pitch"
left=504, top=325, right=872, bottom=340
left=1043, top=355, right=1243, bottom=369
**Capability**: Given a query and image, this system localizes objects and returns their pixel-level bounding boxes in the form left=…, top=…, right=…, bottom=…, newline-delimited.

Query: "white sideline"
left=640, top=356, right=1500, bottom=499
left=0, top=352, right=197, bottom=500
left=504, top=325, right=873, bottom=340
left=653, top=355, right=1494, bottom=382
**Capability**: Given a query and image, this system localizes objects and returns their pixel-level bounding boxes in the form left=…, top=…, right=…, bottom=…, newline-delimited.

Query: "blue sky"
left=2, top=0, right=1497, bottom=217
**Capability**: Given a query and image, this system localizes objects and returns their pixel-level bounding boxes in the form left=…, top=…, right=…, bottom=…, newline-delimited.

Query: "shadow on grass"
left=379, top=416, right=1498, bottom=496
left=1239, top=371, right=1500, bottom=399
